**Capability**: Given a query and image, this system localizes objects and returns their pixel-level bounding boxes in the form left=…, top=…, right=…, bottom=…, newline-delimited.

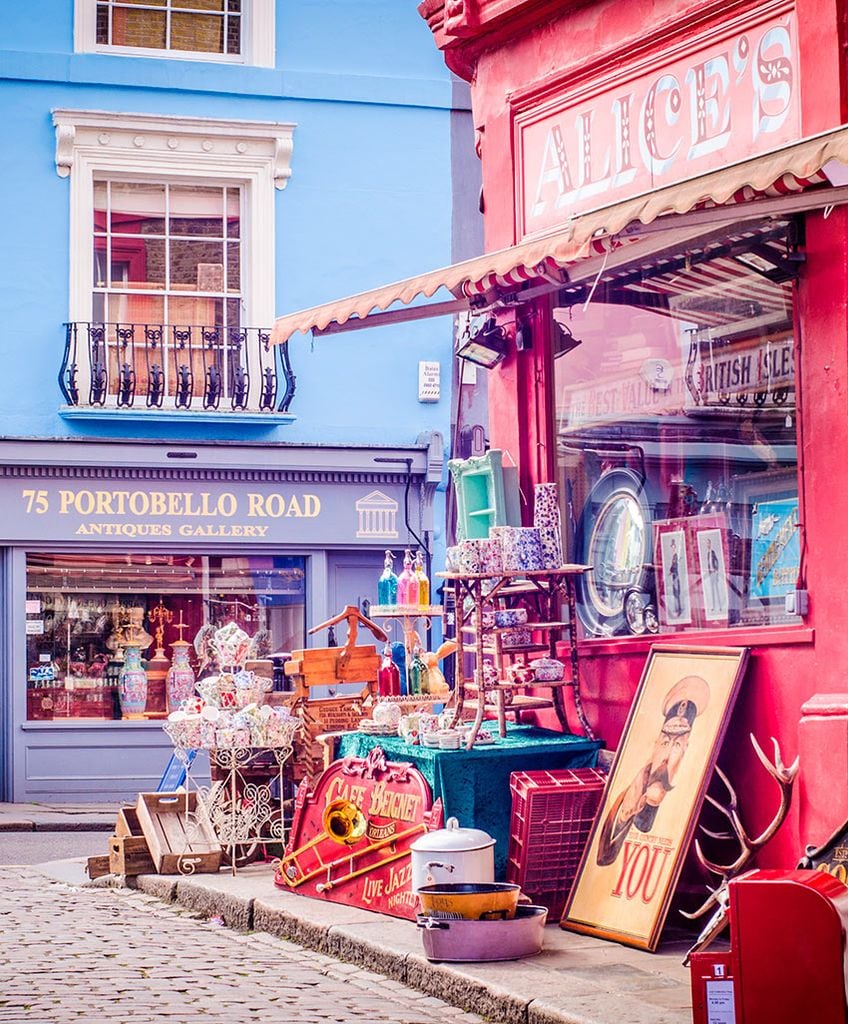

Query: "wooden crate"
left=109, top=835, right=155, bottom=876
left=135, top=791, right=222, bottom=875
left=85, top=854, right=111, bottom=880
left=109, top=807, right=156, bottom=875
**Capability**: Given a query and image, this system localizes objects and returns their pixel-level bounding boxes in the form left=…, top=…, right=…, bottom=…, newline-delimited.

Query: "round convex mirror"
left=575, top=469, right=652, bottom=636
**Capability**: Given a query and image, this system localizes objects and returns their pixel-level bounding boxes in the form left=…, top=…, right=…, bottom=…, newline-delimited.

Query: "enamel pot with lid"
left=410, top=817, right=495, bottom=892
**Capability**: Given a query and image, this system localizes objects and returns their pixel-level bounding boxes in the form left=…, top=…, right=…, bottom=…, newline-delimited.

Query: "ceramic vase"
left=119, top=643, right=148, bottom=717
left=167, top=640, right=196, bottom=711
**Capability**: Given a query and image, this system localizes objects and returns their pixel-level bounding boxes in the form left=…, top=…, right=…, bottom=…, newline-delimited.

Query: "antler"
left=695, top=734, right=799, bottom=880
left=681, top=735, right=798, bottom=963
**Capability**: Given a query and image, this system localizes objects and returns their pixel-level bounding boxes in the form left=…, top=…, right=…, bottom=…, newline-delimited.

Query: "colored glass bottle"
left=397, top=549, right=419, bottom=607
left=377, top=550, right=398, bottom=606
left=378, top=643, right=401, bottom=697
left=414, top=551, right=430, bottom=608
left=408, top=645, right=429, bottom=696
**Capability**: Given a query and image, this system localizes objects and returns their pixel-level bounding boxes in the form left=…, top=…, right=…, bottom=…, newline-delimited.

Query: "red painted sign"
left=275, top=747, right=443, bottom=920
left=516, top=6, right=800, bottom=238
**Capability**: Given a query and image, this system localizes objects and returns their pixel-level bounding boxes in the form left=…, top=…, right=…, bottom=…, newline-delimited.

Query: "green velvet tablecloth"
left=337, top=724, right=602, bottom=879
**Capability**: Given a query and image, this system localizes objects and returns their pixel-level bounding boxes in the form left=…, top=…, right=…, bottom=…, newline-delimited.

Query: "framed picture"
left=562, top=644, right=749, bottom=951
left=732, top=468, right=800, bottom=624
left=689, top=514, right=731, bottom=627
left=653, top=519, right=693, bottom=629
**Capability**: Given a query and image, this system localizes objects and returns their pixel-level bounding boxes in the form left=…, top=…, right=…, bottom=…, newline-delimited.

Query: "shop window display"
left=25, top=552, right=306, bottom=721
left=554, top=222, right=801, bottom=638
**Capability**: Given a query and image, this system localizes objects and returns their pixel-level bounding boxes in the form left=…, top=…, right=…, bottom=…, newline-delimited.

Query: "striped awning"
left=270, top=124, right=848, bottom=345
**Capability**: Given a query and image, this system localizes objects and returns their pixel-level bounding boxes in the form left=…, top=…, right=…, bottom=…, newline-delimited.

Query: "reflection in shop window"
left=25, top=552, right=306, bottom=721
left=554, top=221, right=801, bottom=638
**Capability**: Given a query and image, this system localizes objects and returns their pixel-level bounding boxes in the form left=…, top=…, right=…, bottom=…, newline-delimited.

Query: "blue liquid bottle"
left=377, top=550, right=398, bottom=606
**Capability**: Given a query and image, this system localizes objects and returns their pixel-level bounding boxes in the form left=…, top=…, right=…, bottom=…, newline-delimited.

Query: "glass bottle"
left=378, top=643, right=401, bottom=697
left=414, top=551, right=430, bottom=608
left=397, top=549, right=419, bottom=607
left=408, top=644, right=429, bottom=696
left=377, top=550, right=398, bottom=606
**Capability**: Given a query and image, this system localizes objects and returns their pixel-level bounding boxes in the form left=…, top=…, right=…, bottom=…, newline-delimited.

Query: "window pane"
left=96, top=4, right=109, bottom=44
left=106, top=292, right=165, bottom=324
left=109, top=182, right=166, bottom=236
left=171, top=12, right=224, bottom=53
left=169, top=185, right=224, bottom=237
left=226, top=241, right=241, bottom=292
left=226, top=14, right=241, bottom=54
left=554, top=224, right=800, bottom=638
left=169, top=240, right=224, bottom=291
left=226, top=298, right=240, bottom=327
left=110, top=6, right=167, bottom=48
left=25, top=553, right=306, bottom=722
left=93, top=182, right=108, bottom=234
left=225, top=188, right=240, bottom=239
left=168, top=295, right=218, bottom=325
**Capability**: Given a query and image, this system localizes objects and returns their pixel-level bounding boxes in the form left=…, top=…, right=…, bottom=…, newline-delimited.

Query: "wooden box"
left=86, top=854, right=111, bottom=880
left=109, top=806, right=155, bottom=875
left=135, top=791, right=222, bottom=875
left=285, top=645, right=380, bottom=686
left=109, top=835, right=155, bottom=876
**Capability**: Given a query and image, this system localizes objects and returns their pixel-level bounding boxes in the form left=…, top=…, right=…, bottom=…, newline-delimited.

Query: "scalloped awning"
left=270, top=124, right=848, bottom=345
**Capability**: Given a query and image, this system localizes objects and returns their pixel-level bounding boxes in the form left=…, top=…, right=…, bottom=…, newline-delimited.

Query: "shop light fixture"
left=456, top=316, right=510, bottom=368
left=732, top=243, right=803, bottom=283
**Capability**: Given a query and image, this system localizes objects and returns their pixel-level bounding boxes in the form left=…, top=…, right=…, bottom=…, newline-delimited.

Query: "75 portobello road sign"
left=516, top=6, right=800, bottom=238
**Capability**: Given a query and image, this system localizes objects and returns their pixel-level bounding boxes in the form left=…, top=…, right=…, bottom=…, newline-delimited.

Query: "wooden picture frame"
left=562, top=644, right=749, bottom=951
left=652, top=519, right=694, bottom=630
left=688, top=514, right=731, bottom=628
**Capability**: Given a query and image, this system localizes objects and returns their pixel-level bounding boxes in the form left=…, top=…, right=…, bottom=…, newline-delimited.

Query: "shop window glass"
left=25, top=552, right=306, bottom=721
left=554, top=222, right=801, bottom=638
left=94, top=0, right=242, bottom=57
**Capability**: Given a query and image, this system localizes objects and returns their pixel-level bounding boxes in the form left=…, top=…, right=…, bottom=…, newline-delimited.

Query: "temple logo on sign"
left=356, top=491, right=399, bottom=539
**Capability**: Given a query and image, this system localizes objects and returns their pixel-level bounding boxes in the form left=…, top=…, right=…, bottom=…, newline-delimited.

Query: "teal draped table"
left=337, top=724, right=603, bottom=879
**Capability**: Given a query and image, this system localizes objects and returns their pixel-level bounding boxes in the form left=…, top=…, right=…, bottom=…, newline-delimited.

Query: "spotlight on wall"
left=456, top=316, right=510, bottom=368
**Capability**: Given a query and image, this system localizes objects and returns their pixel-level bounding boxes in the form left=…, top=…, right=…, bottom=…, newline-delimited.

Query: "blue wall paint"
left=0, top=3, right=465, bottom=448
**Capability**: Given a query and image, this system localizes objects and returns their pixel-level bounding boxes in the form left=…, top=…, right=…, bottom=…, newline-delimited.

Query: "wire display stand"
left=170, top=741, right=294, bottom=875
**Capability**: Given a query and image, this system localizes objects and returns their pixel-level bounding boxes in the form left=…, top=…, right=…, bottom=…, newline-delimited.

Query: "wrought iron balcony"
left=60, top=322, right=296, bottom=415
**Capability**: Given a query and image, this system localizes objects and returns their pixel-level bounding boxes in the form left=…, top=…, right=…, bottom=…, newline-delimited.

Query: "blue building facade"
left=0, top=1, right=472, bottom=801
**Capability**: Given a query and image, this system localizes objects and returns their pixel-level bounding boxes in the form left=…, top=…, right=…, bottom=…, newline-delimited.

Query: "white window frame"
left=74, top=0, right=275, bottom=68
left=53, top=109, right=294, bottom=410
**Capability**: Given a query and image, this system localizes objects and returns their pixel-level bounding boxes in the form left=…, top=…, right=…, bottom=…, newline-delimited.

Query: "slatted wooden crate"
left=108, top=807, right=155, bottom=875
left=135, top=792, right=222, bottom=875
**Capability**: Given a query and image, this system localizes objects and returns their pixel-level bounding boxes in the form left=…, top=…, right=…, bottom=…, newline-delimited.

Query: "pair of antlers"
left=682, top=734, right=799, bottom=962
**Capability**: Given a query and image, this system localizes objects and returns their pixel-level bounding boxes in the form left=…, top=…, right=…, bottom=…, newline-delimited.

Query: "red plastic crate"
left=506, top=767, right=607, bottom=920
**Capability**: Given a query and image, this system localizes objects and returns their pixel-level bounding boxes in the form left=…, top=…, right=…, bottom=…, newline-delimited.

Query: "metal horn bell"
left=322, top=799, right=367, bottom=846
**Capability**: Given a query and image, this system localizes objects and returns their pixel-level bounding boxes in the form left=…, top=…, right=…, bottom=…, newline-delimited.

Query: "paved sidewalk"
left=70, top=859, right=693, bottom=1024
left=0, top=801, right=116, bottom=832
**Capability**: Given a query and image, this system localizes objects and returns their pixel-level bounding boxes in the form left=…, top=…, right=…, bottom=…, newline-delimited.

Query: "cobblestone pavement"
left=0, top=867, right=487, bottom=1024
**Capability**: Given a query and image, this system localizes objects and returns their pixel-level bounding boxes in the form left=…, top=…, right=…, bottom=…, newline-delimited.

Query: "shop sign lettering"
left=3, top=477, right=411, bottom=546
left=518, top=9, right=799, bottom=236
left=689, top=333, right=795, bottom=408
left=559, top=362, right=687, bottom=429
left=278, top=747, right=442, bottom=920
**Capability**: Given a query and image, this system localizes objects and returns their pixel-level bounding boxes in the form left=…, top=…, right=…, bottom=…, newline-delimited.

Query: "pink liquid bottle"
left=397, top=549, right=419, bottom=607
left=378, top=643, right=401, bottom=697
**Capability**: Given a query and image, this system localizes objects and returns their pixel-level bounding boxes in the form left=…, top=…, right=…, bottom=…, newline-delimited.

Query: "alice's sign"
left=4, top=477, right=406, bottom=546
left=517, top=7, right=800, bottom=237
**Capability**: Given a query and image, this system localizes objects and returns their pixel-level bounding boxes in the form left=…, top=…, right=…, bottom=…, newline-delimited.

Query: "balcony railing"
left=60, top=322, right=296, bottom=414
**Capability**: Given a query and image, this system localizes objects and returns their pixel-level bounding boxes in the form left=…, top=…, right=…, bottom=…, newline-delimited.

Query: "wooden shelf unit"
left=437, top=566, right=595, bottom=748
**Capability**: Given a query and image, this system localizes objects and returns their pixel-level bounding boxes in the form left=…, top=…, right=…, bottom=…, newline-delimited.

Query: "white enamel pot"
left=410, top=817, right=496, bottom=892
